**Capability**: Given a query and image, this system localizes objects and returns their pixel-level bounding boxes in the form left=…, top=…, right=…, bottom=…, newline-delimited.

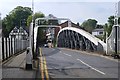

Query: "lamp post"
left=25, top=0, right=34, bottom=70
left=113, top=2, right=119, bottom=58
left=0, top=13, right=1, bottom=30
left=0, top=12, right=2, bottom=80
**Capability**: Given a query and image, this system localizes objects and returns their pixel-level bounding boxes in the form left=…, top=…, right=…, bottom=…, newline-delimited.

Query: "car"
left=44, top=44, right=49, bottom=48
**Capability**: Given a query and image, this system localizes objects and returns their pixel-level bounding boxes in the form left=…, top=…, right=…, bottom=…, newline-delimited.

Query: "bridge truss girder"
left=57, top=29, right=97, bottom=52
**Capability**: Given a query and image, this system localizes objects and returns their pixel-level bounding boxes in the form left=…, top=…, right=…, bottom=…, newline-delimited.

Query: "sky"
left=0, top=0, right=119, bottom=24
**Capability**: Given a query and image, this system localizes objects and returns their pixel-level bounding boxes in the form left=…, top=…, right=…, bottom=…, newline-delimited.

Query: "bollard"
left=25, top=47, right=32, bottom=70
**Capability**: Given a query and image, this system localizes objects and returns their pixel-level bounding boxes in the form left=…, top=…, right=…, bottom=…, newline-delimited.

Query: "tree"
left=107, top=16, right=114, bottom=36
left=106, top=16, right=120, bottom=36
left=27, top=12, right=45, bottom=27
left=2, top=6, right=32, bottom=37
left=27, top=12, right=45, bottom=46
left=103, top=23, right=108, bottom=42
left=96, top=24, right=103, bottom=29
left=37, top=28, right=46, bottom=45
left=81, top=19, right=97, bottom=33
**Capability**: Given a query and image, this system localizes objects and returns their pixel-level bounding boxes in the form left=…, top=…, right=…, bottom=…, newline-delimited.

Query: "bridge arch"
left=57, top=27, right=106, bottom=52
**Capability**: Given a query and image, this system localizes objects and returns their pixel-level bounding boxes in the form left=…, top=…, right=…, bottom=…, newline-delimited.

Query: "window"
left=13, top=29, right=18, bottom=33
left=99, top=31, right=103, bottom=34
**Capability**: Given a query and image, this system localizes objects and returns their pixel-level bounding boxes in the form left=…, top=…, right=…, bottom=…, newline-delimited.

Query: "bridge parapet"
left=1, top=37, right=28, bottom=61
left=107, top=25, right=120, bottom=55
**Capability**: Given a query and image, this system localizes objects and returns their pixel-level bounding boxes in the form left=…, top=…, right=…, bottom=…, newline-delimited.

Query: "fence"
left=2, top=37, right=28, bottom=61
left=107, top=25, right=120, bottom=55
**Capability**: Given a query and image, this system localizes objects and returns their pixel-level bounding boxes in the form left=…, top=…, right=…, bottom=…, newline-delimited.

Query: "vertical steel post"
left=5, top=37, right=8, bottom=59
left=9, top=38, right=11, bottom=57
left=115, top=26, right=118, bottom=55
left=2, top=38, right=4, bottom=61
left=106, top=31, right=108, bottom=55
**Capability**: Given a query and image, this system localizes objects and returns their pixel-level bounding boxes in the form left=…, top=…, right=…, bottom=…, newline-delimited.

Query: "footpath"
left=1, top=51, right=41, bottom=80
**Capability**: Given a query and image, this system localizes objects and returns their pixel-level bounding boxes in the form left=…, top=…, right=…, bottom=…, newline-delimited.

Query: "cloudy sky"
left=0, top=0, right=119, bottom=24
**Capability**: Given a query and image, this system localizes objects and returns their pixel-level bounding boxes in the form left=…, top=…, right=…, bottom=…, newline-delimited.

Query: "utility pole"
left=25, top=0, right=34, bottom=70
left=0, top=13, right=2, bottom=80
left=114, top=2, right=119, bottom=58
left=32, top=0, right=36, bottom=59
left=0, top=13, right=1, bottom=29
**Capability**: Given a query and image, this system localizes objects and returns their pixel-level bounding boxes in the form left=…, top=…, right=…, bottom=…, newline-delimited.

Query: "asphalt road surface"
left=39, top=48, right=119, bottom=79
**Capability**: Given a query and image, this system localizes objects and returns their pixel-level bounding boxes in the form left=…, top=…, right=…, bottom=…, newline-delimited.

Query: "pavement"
left=2, top=51, right=40, bottom=80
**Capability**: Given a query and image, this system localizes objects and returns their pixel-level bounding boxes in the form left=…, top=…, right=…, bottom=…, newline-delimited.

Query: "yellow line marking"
left=44, top=57, right=49, bottom=80
left=39, top=48, right=44, bottom=80
left=40, top=48, right=49, bottom=80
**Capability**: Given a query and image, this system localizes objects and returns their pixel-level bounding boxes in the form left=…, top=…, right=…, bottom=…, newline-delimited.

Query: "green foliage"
left=2, top=6, right=32, bottom=37
left=27, top=12, right=45, bottom=27
left=107, top=16, right=114, bottom=37
left=104, top=16, right=120, bottom=37
left=2, top=16, right=13, bottom=37
left=27, top=15, right=32, bottom=27
left=103, top=16, right=120, bottom=42
left=108, top=16, right=114, bottom=26
left=81, top=19, right=97, bottom=33
left=96, top=24, right=103, bottom=29
left=103, top=23, right=108, bottom=42
left=106, top=16, right=120, bottom=36
left=27, top=12, right=45, bottom=46
left=37, top=28, right=46, bottom=45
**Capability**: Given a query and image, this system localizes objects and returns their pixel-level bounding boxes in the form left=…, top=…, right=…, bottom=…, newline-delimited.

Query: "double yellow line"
left=39, top=48, right=49, bottom=80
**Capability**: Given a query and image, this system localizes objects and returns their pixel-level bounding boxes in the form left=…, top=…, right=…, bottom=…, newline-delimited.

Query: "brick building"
left=55, top=21, right=84, bottom=38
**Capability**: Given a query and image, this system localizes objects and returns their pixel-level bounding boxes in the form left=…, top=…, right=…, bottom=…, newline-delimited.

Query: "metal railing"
left=107, top=25, right=120, bottom=55
left=1, top=37, right=28, bottom=61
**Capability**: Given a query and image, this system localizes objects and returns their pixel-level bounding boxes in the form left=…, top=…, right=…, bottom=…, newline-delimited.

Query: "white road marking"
left=54, top=67, right=58, bottom=69
left=49, top=73, right=55, bottom=76
left=63, top=53, right=72, bottom=57
left=51, top=66, right=58, bottom=69
left=64, top=48, right=118, bottom=62
left=59, top=51, right=62, bottom=53
left=77, top=59, right=106, bottom=75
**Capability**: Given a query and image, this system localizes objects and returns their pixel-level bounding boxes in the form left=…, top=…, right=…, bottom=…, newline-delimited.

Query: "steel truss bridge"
left=57, top=27, right=106, bottom=52
left=33, top=18, right=106, bottom=54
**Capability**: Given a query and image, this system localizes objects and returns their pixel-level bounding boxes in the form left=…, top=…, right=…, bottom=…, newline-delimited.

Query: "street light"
left=25, top=0, right=34, bottom=70
left=0, top=13, right=1, bottom=29
left=113, top=2, right=119, bottom=58
left=0, top=13, right=1, bottom=52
